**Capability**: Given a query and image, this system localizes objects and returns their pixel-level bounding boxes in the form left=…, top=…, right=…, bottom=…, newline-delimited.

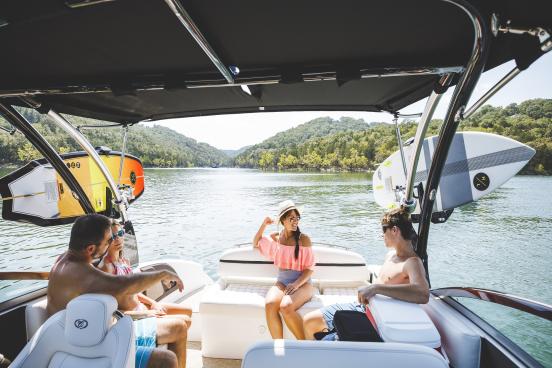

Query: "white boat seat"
left=369, top=295, right=441, bottom=349
left=25, top=296, right=48, bottom=340
left=11, top=294, right=135, bottom=368
left=423, top=297, right=481, bottom=368
left=200, top=246, right=369, bottom=359
left=242, top=340, right=449, bottom=368
left=200, top=280, right=359, bottom=359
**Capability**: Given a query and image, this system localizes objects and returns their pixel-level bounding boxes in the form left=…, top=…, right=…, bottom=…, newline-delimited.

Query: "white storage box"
left=369, top=295, right=441, bottom=349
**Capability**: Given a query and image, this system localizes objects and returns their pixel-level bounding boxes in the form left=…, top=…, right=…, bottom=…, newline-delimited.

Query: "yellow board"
left=0, top=151, right=144, bottom=226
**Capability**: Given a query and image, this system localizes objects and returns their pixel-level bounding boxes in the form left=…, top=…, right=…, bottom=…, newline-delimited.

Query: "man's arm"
left=82, top=265, right=183, bottom=298
left=358, top=257, right=430, bottom=304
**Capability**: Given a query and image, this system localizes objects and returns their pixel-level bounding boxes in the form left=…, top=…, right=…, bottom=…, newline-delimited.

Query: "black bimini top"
left=0, top=0, right=550, bottom=123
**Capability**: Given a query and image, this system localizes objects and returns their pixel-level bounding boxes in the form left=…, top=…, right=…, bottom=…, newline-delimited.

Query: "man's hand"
left=162, top=271, right=184, bottom=292
left=358, top=285, right=379, bottom=305
left=284, top=282, right=300, bottom=295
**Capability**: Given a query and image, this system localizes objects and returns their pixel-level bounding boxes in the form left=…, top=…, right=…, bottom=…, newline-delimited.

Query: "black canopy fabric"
left=0, top=0, right=550, bottom=123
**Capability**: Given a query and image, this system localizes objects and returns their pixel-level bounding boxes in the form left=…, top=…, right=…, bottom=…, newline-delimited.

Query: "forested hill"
left=233, top=99, right=552, bottom=175
left=234, top=117, right=375, bottom=167
left=1, top=99, right=550, bottom=173
left=0, top=113, right=229, bottom=168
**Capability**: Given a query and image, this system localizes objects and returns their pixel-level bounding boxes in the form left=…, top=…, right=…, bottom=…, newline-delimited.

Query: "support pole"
left=463, top=67, right=521, bottom=119
left=416, top=0, right=491, bottom=281
left=0, top=102, right=95, bottom=215
left=393, top=114, right=408, bottom=179
left=164, top=0, right=235, bottom=84
left=46, top=109, right=129, bottom=222
left=404, top=73, right=454, bottom=210
left=118, top=125, right=129, bottom=186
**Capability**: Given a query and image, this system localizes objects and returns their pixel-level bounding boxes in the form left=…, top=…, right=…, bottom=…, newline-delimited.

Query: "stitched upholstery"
left=12, top=294, right=135, bottom=368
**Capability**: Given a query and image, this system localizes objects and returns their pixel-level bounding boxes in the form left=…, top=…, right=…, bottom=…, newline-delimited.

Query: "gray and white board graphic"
left=373, top=132, right=535, bottom=212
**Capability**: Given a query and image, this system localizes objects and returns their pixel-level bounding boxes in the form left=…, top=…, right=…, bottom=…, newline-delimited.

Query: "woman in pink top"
left=253, top=200, right=315, bottom=340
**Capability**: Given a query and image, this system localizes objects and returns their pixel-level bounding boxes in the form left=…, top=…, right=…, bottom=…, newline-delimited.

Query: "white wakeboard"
left=372, top=131, right=535, bottom=212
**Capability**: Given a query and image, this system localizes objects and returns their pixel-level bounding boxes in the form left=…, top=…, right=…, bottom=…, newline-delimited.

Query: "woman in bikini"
left=98, top=220, right=192, bottom=321
left=252, top=199, right=315, bottom=340
left=99, top=220, right=191, bottom=368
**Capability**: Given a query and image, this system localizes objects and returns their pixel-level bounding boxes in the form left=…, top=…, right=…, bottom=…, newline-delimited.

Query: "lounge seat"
left=12, top=294, right=135, bottom=368
left=242, top=340, right=449, bottom=368
left=200, top=246, right=368, bottom=359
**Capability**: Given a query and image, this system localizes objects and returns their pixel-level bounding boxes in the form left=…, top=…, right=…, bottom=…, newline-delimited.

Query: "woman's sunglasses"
left=111, top=229, right=125, bottom=240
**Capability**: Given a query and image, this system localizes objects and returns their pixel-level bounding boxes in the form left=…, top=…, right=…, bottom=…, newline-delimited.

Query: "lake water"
left=1, top=168, right=551, bottom=365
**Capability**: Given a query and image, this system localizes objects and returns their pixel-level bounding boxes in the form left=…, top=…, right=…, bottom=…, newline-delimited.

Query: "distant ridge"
left=245, top=117, right=372, bottom=150
left=0, top=112, right=230, bottom=168
left=2, top=99, right=550, bottom=174
left=232, top=99, right=552, bottom=174
left=222, top=145, right=252, bottom=158
left=233, top=116, right=379, bottom=168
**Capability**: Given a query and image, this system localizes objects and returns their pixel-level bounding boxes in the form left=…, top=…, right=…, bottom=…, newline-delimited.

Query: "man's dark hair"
left=69, top=214, right=112, bottom=251
left=382, top=207, right=418, bottom=246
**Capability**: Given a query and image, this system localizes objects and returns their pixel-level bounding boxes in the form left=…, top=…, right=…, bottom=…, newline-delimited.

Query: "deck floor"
left=187, top=341, right=241, bottom=368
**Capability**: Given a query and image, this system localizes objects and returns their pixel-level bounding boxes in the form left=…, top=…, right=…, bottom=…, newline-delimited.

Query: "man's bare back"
left=47, top=253, right=91, bottom=316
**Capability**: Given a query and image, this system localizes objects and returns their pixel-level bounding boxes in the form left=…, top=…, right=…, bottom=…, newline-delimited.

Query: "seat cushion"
left=12, top=294, right=135, bottom=368
left=26, top=297, right=48, bottom=341
left=423, top=297, right=481, bottom=368
left=243, top=340, right=449, bottom=368
left=48, top=352, right=110, bottom=368
left=65, top=294, right=117, bottom=347
left=199, top=281, right=358, bottom=358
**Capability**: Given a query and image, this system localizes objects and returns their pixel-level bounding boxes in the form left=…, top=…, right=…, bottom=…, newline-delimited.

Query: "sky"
left=153, top=52, right=552, bottom=150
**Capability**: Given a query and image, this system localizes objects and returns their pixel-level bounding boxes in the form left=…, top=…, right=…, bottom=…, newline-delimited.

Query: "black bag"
left=333, top=310, right=383, bottom=342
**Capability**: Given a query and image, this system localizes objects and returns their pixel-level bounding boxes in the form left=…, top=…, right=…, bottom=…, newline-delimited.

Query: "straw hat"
left=277, top=199, right=301, bottom=223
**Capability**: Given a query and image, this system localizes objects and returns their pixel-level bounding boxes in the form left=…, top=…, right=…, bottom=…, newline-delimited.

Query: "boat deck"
left=187, top=342, right=241, bottom=368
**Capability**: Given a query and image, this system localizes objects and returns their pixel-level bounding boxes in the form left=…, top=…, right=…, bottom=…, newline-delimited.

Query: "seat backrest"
left=369, top=295, right=441, bottom=348
left=12, top=294, right=135, bottom=368
left=25, top=297, right=48, bottom=340
left=242, top=340, right=449, bottom=368
left=423, top=297, right=481, bottom=368
left=219, top=246, right=369, bottom=282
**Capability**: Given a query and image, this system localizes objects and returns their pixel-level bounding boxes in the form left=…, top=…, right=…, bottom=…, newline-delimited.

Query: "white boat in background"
left=0, top=0, right=551, bottom=367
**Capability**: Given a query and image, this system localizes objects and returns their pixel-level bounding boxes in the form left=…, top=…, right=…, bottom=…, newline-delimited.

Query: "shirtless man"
left=303, top=207, right=430, bottom=340
left=47, top=213, right=187, bottom=368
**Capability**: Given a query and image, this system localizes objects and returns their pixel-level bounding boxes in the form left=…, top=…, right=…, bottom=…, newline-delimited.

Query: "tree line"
left=233, top=99, right=552, bottom=175
left=0, top=110, right=229, bottom=168
left=1, top=99, right=551, bottom=174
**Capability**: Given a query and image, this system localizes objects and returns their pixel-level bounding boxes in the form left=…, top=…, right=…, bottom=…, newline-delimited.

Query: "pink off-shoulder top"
left=257, top=236, right=315, bottom=271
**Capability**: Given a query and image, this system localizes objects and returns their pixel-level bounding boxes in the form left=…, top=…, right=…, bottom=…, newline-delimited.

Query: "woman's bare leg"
left=159, top=302, right=192, bottom=318
left=265, top=284, right=286, bottom=339
left=279, top=283, right=314, bottom=340
left=303, top=309, right=329, bottom=340
left=157, top=302, right=192, bottom=328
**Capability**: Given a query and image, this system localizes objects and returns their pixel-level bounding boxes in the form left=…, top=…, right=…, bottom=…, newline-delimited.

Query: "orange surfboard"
left=0, top=150, right=144, bottom=226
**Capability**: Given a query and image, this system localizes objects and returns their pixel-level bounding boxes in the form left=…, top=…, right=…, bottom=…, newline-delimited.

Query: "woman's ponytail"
left=294, top=227, right=301, bottom=259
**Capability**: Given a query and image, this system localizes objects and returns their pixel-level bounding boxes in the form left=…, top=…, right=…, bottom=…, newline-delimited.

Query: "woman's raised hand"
left=254, top=216, right=275, bottom=248
left=262, top=216, right=274, bottom=226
